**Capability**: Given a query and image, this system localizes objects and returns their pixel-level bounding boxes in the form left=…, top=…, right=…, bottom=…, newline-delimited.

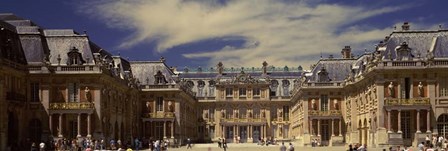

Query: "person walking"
left=288, top=143, right=294, bottom=151
left=223, top=140, right=228, bottom=151
left=280, top=142, right=287, bottom=151
left=218, top=138, right=222, bottom=148
left=187, top=138, right=192, bottom=149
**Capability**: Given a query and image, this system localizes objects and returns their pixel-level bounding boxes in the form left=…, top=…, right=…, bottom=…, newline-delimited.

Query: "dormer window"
left=67, top=47, right=85, bottom=65
left=154, top=71, right=167, bottom=84
left=395, top=42, right=413, bottom=61
left=317, top=66, right=330, bottom=82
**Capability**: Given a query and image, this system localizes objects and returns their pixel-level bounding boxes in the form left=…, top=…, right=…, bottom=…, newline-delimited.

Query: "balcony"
left=49, top=102, right=94, bottom=110
left=384, top=98, right=430, bottom=106
left=6, top=91, right=26, bottom=102
left=308, top=110, right=342, bottom=117
left=142, top=112, right=175, bottom=119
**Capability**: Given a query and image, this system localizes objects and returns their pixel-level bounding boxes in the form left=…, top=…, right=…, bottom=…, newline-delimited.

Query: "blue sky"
left=1, top=0, right=448, bottom=69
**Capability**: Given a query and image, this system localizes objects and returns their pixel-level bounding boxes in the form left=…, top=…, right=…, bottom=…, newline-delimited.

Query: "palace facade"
left=1, top=13, right=448, bottom=150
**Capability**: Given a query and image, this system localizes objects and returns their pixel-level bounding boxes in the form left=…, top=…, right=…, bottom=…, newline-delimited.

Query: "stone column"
left=387, top=110, right=391, bottom=133
left=331, top=119, right=335, bottom=136
left=87, top=114, right=91, bottom=138
left=310, top=119, right=313, bottom=136
left=163, top=121, right=167, bottom=138
left=249, top=125, right=252, bottom=139
left=416, top=110, right=421, bottom=133
left=171, top=121, right=174, bottom=138
left=233, top=125, right=236, bottom=141
left=317, top=119, right=321, bottom=136
left=398, top=110, right=402, bottom=133
left=263, top=125, right=267, bottom=139
left=339, top=119, right=342, bottom=136
left=49, top=114, right=53, bottom=136
left=77, top=114, right=81, bottom=138
left=427, top=110, right=431, bottom=133
left=58, top=113, right=63, bottom=137
left=222, top=125, right=225, bottom=138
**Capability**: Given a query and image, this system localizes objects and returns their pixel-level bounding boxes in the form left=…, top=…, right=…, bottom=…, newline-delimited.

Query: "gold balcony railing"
left=143, top=112, right=175, bottom=118
left=49, top=102, right=94, bottom=110
left=385, top=98, right=430, bottom=106
left=220, top=118, right=267, bottom=123
left=308, top=110, right=342, bottom=116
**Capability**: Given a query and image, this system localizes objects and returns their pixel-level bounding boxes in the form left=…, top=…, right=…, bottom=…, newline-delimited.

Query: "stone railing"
left=220, top=118, right=267, bottom=123
left=6, top=91, right=26, bottom=102
left=434, top=60, right=448, bottom=66
left=303, top=82, right=342, bottom=88
left=385, top=98, right=430, bottom=106
left=143, top=112, right=175, bottom=118
left=379, top=61, right=425, bottom=67
left=308, top=110, right=342, bottom=116
left=49, top=102, right=94, bottom=110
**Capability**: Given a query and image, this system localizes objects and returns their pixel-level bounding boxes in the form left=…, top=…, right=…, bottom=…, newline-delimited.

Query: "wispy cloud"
left=81, top=0, right=408, bottom=68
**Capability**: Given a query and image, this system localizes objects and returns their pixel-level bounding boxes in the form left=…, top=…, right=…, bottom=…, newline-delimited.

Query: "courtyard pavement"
left=137, top=143, right=420, bottom=151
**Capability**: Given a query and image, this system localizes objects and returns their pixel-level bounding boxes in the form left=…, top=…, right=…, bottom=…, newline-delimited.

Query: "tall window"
left=68, top=83, right=79, bottom=102
left=239, top=88, right=246, bottom=96
left=270, top=80, right=278, bottom=96
left=282, top=80, right=290, bottom=96
left=283, top=106, right=290, bottom=121
left=209, top=80, right=215, bottom=96
left=226, top=108, right=232, bottom=119
left=440, top=78, right=448, bottom=97
left=226, top=88, right=233, bottom=97
left=30, top=83, right=40, bottom=102
left=253, top=88, right=261, bottom=96
left=320, top=95, right=328, bottom=111
left=209, top=108, right=214, bottom=121
left=156, top=97, right=163, bottom=111
left=198, top=80, right=205, bottom=97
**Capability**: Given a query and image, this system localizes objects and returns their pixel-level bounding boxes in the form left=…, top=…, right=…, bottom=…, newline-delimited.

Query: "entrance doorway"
left=29, top=119, right=42, bottom=143
left=253, top=126, right=261, bottom=142
left=239, top=126, right=247, bottom=143
left=225, top=126, right=234, bottom=143
left=438, top=114, right=448, bottom=138
left=7, top=112, right=18, bottom=147
left=155, top=122, right=164, bottom=139
left=321, top=120, right=330, bottom=146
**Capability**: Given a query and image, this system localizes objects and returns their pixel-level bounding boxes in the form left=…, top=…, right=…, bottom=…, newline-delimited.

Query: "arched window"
left=270, top=80, right=279, bottom=96
left=208, top=80, right=215, bottom=96
left=438, top=114, right=448, bottom=138
left=282, top=80, right=290, bottom=96
left=187, top=81, right=194, bottom=90
left=197, top=80, right=205, bottom=96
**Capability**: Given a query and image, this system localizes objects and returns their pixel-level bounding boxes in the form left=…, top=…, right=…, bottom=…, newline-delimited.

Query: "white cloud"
left=82, top=0, right=407, bottom=68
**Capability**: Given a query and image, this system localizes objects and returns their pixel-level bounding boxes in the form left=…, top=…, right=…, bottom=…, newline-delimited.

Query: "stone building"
left=0, top=18, right=29, bottom=150
left=177, top=61, right=301, bottom=143
left=291, top=23, right=448, bottom=147
left=0, top=13, right=141, bottom=150
left=2, top=13, right=448, bottom=150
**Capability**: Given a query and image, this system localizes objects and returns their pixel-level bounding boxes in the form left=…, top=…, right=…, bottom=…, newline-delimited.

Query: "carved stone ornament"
left=388, top=82, right=394, bottom=97
left=418, top=82, right=424, bottom=97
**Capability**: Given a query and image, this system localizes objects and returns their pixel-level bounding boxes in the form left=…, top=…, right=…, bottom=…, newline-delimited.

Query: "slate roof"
left=130, top=61, right=176, bottom=84
left=380, top=30, right=448, bottom=59
left=178, top=71, right=302, bottom=79
left=307, top=59, right=356, bottom=82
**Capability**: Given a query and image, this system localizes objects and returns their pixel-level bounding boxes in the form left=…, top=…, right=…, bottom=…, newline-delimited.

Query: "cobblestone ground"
left=139, top=143, right=419, bottom=151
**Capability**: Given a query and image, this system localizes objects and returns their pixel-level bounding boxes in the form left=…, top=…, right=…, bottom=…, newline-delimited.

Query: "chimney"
left=341, top=46, right=352, bottom=59
left=402, top=22, right=410, bottom=31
